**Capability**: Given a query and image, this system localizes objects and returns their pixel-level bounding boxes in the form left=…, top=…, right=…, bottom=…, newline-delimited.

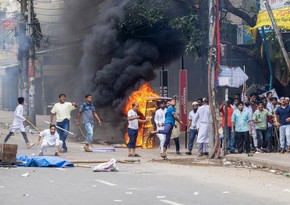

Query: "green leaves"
left=121, top=0, right=206, bottom=56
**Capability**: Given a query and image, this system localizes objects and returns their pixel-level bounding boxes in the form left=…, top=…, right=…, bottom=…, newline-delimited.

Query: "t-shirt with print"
left=79, top=103, right=95, bottom=125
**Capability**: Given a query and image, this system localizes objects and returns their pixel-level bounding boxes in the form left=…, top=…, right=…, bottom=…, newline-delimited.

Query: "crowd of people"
left=3, top=90, right=290, bottom=159
left=185, top=91, right=290, bottom=157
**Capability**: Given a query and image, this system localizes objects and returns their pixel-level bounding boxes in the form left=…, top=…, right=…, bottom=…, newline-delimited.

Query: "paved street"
left=1, top=110, right=290, bottom=205
left=1, top=159, right=290, bottom=205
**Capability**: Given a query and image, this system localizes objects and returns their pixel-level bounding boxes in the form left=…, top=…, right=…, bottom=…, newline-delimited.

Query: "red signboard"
left=179, top=70, right=187, bottom=131
left=2, top=19, right=17, bottom=30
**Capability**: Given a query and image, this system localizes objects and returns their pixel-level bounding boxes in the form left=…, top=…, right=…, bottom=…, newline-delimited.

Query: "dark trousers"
left=4, top=131, right=29, bottom=143
left=256, top=129, right=267, bottom=149
left=266, top=127, right=274, bottom=151
left=56, top=119, right=70, bottom=149
left=188, top=129, right=198, bottom=150
left=158, top=123, right=173, bottom=148
left=128, top=128, right=138, bottom=149
left=235, top=131, right=250, bottom=153
left=173, top=137, right=180, bottom=152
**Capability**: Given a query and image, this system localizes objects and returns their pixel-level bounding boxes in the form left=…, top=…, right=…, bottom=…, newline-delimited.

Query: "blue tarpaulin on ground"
left=16, top=155, right=74, bottom=168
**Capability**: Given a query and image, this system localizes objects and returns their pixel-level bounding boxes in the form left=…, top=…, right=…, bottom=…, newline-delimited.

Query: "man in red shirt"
left=219, top=100, right=235, bottom=153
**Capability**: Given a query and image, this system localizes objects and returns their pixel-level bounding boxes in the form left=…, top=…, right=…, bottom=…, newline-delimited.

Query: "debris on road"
left=222, top=159, right=232, bottom=166
left=93, top=158, right=119, bottom=172
left=113, top=144, right=127, bottom=148
left=21, top=172, right=29, bottom=177
left=156, top=196, right=166, bottom=199
left=70, top=159, right=140, bottom=164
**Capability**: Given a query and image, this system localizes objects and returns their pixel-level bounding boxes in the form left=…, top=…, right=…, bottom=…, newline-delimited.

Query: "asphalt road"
left=1, top=161, right=290, bottom=205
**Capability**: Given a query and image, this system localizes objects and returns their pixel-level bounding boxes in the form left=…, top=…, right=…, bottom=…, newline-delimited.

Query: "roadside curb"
left=225, top=155, right=290, bottom=172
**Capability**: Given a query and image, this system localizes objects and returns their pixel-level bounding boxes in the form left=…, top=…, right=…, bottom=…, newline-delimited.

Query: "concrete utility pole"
left=27, top=0, right=36, bottom=124
left=18, top=0, right=36, bottom=124
left=19, top=0, right=29, bottom=116
left=264, top=0, right=290, bottom=73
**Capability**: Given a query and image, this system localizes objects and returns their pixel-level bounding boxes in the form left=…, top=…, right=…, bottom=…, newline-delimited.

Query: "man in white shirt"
left=186, top=101, right=199, bottom=155
left=3, top=97, right=35, bottom=149
left=154, top=101, right=167, bottom=154
left=50, top=94, right=76, bottom=153
left=37, top=124, right=63, bottom=156
left=127, top=102, right=149, bottom=157
left=193, top=98, right=211, bottom=156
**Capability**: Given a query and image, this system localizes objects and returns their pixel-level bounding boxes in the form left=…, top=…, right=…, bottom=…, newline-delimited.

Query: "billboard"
left=252, top=0, right=290, bottom=30
left=2, top=19, right=17, bottom=30
left=260, top=0, right=290, bottom=11
left=179, top=70, right=187, bottom=131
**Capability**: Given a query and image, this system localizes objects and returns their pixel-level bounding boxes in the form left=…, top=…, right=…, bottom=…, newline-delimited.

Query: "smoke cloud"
left=64, top=0, right=186, bottom=112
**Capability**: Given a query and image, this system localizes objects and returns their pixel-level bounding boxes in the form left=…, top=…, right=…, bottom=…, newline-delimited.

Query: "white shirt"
left=243, top=105, right=253, bottom=120
left=188, top=110, right=199, bottom=129
left=11, top=104, right=26, bottom=132
left=128, top=109, right=138, bottom=130
left=194, top=104, right=210, bottom=125
left=154, top=108, right=166, bottom=131
left=51, top=102, right=75, bottom=122
left=40, top=129, right=60, bottom=145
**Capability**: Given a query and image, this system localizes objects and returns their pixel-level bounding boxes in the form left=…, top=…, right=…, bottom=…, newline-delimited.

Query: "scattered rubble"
left=21, top=172, right=29, bottom=177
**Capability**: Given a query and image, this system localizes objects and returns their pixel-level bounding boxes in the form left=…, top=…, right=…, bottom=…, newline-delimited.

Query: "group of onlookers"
left=183, top=91, right=290, bottom=156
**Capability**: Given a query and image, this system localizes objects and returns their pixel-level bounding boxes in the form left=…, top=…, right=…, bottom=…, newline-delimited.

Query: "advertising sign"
left=2, top=19, right=17, bottom=30
left=179, top=70, right=187, bottom=131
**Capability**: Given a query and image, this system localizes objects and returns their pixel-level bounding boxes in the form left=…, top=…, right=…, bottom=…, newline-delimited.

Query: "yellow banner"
left=252, top=7, right=290, bottom=30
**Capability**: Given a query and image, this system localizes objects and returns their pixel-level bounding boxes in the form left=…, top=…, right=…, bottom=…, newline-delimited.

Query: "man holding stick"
left=76, top=94, right=102, bottom=152
left=50, top=94, right=76, bottom=153
left=37, top=124, right=63, bottom=156
left=3, top=97, right=35, bottom=149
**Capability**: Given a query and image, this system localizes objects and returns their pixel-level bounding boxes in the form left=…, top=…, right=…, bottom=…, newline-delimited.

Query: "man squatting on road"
left=76, top=94, right=102, bottom=152
left=37, top=124, right=63, bottom=156
left=3, top=97, right=35, bottom=149
left=50, top=94, right=76, bottom=153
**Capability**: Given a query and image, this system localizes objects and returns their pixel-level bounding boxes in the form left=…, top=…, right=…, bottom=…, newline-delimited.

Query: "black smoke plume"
left=64, top=0, right=188, bottom=112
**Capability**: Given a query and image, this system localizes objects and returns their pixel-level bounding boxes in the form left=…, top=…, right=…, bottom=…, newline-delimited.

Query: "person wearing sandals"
left=37, top=124, right=63, bottom=156
left=193, top=98, right=211, bottom=157
left=154, top=101, right=167, bottom=155
left=149, top=97, right=183, bottom=160
left=127, top=102, right=150, bottom=157
left=3, top=97, right=35, bottom=149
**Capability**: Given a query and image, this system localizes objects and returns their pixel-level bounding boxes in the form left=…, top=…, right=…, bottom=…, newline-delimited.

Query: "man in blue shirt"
left=275, top=97, right=290, bottom=153
left=231, top=101, right=252, bottom=154
left=76, top=94, right=102, bottom=152
left=149, top=97, right=183, bottom=159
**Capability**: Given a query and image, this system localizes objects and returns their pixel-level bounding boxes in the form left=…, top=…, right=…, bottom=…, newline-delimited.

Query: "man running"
left=3, top=97, right=35, bottom=149
left=50, top=94, right=76, bottom=153
left=76, top=94, right=102, bottom=152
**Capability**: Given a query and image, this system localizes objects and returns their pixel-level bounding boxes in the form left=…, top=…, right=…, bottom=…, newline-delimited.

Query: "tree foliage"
left=121, top=0, right=206, bottom=56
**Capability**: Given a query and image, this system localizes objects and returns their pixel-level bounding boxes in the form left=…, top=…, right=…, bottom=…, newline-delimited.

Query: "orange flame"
left=123, top=83, right=159, bottom=148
